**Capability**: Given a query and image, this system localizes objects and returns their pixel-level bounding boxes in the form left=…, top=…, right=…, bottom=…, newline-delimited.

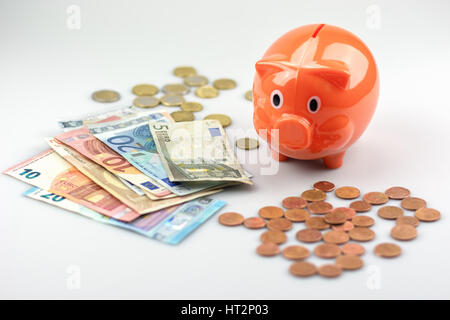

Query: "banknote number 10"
left=20, top=169, right=41, bottom=179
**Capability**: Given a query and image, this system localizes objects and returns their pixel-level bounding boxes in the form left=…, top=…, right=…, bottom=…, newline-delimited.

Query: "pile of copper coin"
left=218, top=181, right=441, bottom=278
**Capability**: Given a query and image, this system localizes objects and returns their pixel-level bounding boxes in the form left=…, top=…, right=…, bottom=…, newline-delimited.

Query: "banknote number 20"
left=20, top=169, right=41, bottom=179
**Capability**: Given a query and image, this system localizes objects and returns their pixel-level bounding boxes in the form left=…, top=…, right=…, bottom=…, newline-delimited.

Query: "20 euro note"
left=24, top=187, right=227, bottom=245
left=2, top=149, right=139, bottom=222
left=149, top=120, right=252, bottom=184
left=89, top=112, right=229, bottom=196
left=55, top=127, right=171, bottom=199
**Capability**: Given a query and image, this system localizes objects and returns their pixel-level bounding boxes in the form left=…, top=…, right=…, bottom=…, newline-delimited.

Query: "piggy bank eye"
left=307, top=96, right=321, bottom=113
left=270, top=90, right=283, bottom=109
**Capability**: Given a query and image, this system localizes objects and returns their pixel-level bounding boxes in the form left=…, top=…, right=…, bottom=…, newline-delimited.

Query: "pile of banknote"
left=3, top=106, right=252, bottom=244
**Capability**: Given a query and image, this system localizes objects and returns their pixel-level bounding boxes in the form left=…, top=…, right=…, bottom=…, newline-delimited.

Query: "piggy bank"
left=253, top=24, right=379, bottom=168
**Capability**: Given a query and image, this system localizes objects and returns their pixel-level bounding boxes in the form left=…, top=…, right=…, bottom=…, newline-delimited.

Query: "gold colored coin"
left=258, top=206, right=284, bottom=219
left=285, top=209, right=310, bottom=222
left=313, top=181, right=335, bottom=192
left=213, top=78, right=237, bottom=90
left=323, top=230, right=350, bottom=245
left=332, top=221, right=354, bottom=232
left=91, top=90, right=120, bottom=103
left=282, top=197, right=307, bottom=209
left=260, top=230, right=287, bottom=244
left=401, top=197, right=427, bottom=211
left=162, top=83, right=190, bottom=95
left=349, top=227, right=375, bottom=242
left=173, top=66, right=197, bottom=78
left=244, top=90, right=253, bottom=101
left=257, top=242, right=280, bottom=257
left=301, top=189, right=326, bottom=202
left=308, top=201, right=333, bottom=215
left=363, top=192, right=389, bottom=205
left=314, top=243, right=341, bottom=259
left=352, top=216, right=375, bottom=227
left=349, top=201, right=372, bottom=212
left=289, top=261, right=317, bottom=277
left=335, top=186, right=360, bottom=199
left=132, top=84, right=159, bottom=96
left=184, top=75, right=208, bottom=87
left=396, top=216, right=420, bottom=227
left=267, top=218, right=292, bottom=231
left=318, top=264, right=342, bottom=278
left=296, top=229, right=322, bottom=243
left=332, top=207, right=356, bottom=220
left=336, top=255, right=363, bottom=270
left=378, top=206, right=404, bottom=220
left=133, top=96, right=160, bottom=108
left=341, top=243, right=365, bottom=256
left=243, top=217, right=266, bottom=229
left=305, top=217, right=330, bottom=230
left=181, top=101, right=203, bottom=112
left=374, top=243, right=402, bottom=258
left=391, top=225, right=417, bottom=241
left=204, top=114, right=231, bottom=127
left=218, top=212, right=244, bottom=226
left=385, top=186, right=411, bottom=200
left=236, top=138, right=259, bottom=150
left=415, top=208, right=440, bottom=222
left=324, top=210, right=347, bottom=225
left=195, top=85, right=219, bottom=98
left=282, top=245, right=310, bottom=260
left=170, top=110, right=194, bottom=122
left=160, top=94, right=185, bottom=106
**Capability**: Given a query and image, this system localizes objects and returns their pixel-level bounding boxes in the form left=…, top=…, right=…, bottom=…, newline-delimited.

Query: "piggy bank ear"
left=255, top=58, right=296, bottom=79
left=302, top=61, right=350, bottom=90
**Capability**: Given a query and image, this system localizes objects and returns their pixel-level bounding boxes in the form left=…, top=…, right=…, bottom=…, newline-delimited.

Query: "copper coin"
left=257, top=242, right=280, bottom=257
left=349, top=201, right=372, bottom=213
left=385, top=186, right=411, bottom=200
left=374, top=243, right=402, bottom=258
left=378, top=206, right=404, bottom=220
left=243, top=217, right=266, bottom=229
left=415, top=208, right=441, bottom=222
left=317, top=264, right=342, bottom=278
left=296, top=229, right=323, bottom=243
left=314, top=243, right=341, bottom=259
left=258, top=206, right=284, bottom=219
left=349, top=227, right=375, bottom=242
left=396, top=216, right=420, bottom=227
left=332, top=221, right=354, bottom=232
left=332, top=207, right=356, bottom=220
left=305, top=217, right=330, bottom=230
left=301, top=189, right=326, bottom=202
left=289, top=261, right=317, bottom=277
left=282, top=245, right=310, bottom=260
left=363, top=192, right=389, bottom=205
left=336, top=255, right=363, bottom=270
left=267, top=218, right=293, bottom=231
left=308, top=201, right=333, bottom=215
left=282, top=196, right=307, bottom=209
left=341, top=243, right=365, bottom=256
left=285, top=209, right=310, bottom=222
left=218, top=212, right=244, bottom=226
left=260, top=230, right=287, bottom=244
left=352, top=216, right=375, bottom=227
left=391, top=224, right=417, bottom=241
left=335, top=186, right=360, bottom=199
left=401, top=197, right=427, bottom=211
left=323, top=230, right=350, bottom=244
left=313, top=181, right=335, bottom=192
left=324, top=210, right=347, bottom=225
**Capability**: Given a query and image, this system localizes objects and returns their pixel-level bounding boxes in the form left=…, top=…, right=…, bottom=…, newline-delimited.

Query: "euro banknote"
left=24, top=187, right=226, bottom=244
left=149, top=120, right=252, bottom=184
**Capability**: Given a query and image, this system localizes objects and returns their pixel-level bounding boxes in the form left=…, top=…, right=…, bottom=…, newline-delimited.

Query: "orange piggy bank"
left=253, top=24, right=379, bottom=169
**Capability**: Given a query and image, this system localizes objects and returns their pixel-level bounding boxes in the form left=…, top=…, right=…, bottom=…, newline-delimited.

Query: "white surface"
left=1, top=0, right=450, bottom=299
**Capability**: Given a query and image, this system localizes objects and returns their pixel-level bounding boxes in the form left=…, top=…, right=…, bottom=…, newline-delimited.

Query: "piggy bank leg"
left=323, top=151, right=346, bottom=169
left=271, top=148, right=288, bottom=162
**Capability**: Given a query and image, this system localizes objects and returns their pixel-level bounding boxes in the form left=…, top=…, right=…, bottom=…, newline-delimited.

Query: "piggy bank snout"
left=273, top=115, right=312, bottom=149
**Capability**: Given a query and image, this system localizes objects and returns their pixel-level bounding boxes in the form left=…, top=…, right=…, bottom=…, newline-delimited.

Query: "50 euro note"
left=24, top=187, right=227, bottom=245
left=149, top=120, right=252, bottom=184
left=55, top=126, right=171, bottom=199
left=88, top=112, right=228, bottom=196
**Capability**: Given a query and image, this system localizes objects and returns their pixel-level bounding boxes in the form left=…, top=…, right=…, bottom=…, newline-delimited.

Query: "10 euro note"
left=149, top=120, right=252, bottom=184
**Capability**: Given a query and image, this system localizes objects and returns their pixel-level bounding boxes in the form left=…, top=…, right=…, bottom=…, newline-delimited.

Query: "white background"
left=1, top=0, right=449, bottom=299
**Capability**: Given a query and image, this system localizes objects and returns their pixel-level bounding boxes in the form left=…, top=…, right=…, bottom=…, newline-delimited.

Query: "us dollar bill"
left=149, top=120, right=252, bottom=184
